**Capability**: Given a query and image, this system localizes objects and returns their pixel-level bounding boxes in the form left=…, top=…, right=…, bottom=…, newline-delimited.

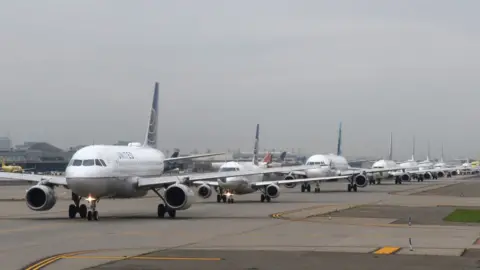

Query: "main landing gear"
left=68, top=192, right=88, bottom=219
left=151, top=188, right=176, bottom=219
left=301, top=183, right=311, bottom=192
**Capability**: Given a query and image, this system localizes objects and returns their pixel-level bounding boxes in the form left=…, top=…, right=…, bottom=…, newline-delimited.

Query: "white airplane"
left=195, top=125, right=348, bottom=203
left=368, top=132, right=409, bottom=185
left=0, top=82, right=334, bottom=221
left=278, top=123, right=408, bottom=193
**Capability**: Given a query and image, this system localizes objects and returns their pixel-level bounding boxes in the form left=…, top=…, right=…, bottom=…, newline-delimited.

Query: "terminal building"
left=0, top=139, right=74, bottom=172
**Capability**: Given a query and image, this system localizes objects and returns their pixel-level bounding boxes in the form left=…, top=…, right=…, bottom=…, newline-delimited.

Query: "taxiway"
left=0, top=176, right=479, bottom=270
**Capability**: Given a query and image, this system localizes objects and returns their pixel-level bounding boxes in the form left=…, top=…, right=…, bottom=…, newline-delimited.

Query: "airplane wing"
left=164, top=152, right=225, bottom=162
left=0, top=172, right=67, bottom=186
left=343, top=166, right=407, bottom=175
left=137, top=164, right=320, bottom=188
left=252, top=175, right=350, bottom=187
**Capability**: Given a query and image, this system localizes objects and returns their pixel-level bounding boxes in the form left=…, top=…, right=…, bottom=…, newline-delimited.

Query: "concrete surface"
left=0, top=176, right=478, bottom=270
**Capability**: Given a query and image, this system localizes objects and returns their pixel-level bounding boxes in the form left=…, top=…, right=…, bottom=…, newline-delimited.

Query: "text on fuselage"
left=117, top=152, right=135, bottom=159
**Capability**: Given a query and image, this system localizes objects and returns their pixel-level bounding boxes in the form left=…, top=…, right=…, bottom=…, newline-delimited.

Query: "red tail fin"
left=263, top=152, right=272, bottom=164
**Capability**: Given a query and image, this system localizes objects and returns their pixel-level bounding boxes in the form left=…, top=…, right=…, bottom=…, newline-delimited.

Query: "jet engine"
left=452, top=170, right=458, bottom=176
left=354, top=174, right=368, bottom=188
left=423, top=172, right=432, bottom=179
left=25, top=185, right=57, bottom=211
left=283, top=175, right=296, bottom=188
left=266, top=184, right=280, bottom=198
left=437, top=171, right=445, bottom=178
left=164, top=184, right=195, bottom=210
left=197, top=184, right=212, bottom=199
left=400, top=173, right=411, bottom=182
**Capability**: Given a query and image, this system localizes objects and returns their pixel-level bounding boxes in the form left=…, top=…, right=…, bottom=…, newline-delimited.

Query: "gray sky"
left=0, top=0, right=479, bottom=160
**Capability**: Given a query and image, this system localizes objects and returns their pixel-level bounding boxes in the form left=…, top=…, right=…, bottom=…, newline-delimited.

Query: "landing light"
left=225, top=192, right=232, bottom=197
left=85, top=196, right=96, bottom=202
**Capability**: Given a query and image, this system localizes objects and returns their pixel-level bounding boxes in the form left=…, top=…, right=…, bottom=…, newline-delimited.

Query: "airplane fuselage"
left=65, top=144, right=165, bottom=198
left=370, top=159, right=397, bottom=180
left=217, top=162, right=270, bottom=195
left=303, top=154, right=350, bottom=178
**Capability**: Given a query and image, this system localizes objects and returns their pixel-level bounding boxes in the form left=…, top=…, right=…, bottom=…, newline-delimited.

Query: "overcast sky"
left=0, top=0, right=479, bottom=160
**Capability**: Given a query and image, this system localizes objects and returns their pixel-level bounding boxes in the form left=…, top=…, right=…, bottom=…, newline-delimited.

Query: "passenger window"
left=99, top=159, right=107, bottom=166
left=95, top=159, right=102, bottom=166
left=72, top=160, right=82, bottom=166
left=83, top=159, right=94, bottom=166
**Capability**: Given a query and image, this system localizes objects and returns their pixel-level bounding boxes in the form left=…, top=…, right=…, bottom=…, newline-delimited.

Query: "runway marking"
left=373, top=246, right=401, bottom=254
left=24, top=250, right=90, bottom=270
left=23, top=249, right=222, bottom=269
left=63, top=255, right=222, bottom=261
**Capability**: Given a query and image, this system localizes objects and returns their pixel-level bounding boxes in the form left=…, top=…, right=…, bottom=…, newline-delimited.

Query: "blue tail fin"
left=143, top=82, right=159, bottom=148
left=336, top=122, right=342, bottom=156
left=252, top=124, right=260, bottom=165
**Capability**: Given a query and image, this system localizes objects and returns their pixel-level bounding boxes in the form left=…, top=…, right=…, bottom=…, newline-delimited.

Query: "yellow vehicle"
left=1, top=159, right=29, bottom=173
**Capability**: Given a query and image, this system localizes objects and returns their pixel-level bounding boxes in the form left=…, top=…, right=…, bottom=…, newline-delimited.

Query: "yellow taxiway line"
left=24, top=250, right=222, bottom=269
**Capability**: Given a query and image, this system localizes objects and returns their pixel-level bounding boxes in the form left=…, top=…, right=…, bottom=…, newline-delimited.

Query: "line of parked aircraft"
left=0, top=82, right=475, bottom=221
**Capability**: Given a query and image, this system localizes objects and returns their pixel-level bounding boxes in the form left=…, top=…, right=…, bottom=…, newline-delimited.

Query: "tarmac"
left=0, top=176, right=479, bottom=270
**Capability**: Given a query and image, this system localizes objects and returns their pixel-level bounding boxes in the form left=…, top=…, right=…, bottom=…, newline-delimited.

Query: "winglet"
left=252, top=124, right=260, bottom=165
left=143, top=82, right=159, bottom=148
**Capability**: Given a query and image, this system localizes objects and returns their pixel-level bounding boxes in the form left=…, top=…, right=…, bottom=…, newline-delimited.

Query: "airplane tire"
left=93, top=211, right=99, bottom=221
left=168, top=210, right=176, bottom=218
left=79, top=204, right=87, bottom=219
left=68, top=204, right=77, bottom=219
left=157, top=204, right=166, bottom=218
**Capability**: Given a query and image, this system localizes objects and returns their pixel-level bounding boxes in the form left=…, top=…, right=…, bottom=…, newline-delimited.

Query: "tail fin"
left=171, top=149, right=180, bottom=158
left=388, top=132, right=393, bottom=160
left=263, top=152, right=272, bottom=164
left=426, top=140, right=431, bottom=162
left=336, top=122, right=342, bottom=156
left=279, top=151, right=287, bottom=162
left=143, top=82, right=159, bottom=148
left=410, top=136, right=416, bottom=161
left=440, top=143, right=444, bottom=163
left=1, top=159, right=4, bottom=167
left=252, top=124, right=260, bottom=165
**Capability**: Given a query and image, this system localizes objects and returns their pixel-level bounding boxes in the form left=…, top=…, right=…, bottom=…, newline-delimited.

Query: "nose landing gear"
left=86, top=198, right=99, bottom=221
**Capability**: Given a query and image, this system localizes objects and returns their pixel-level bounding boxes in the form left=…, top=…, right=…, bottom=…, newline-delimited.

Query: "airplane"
left=368, top=132, right=409, bottom=185
left=194, top=125, right=348, bottom=203
left=210, top=151, right=287, bottom=170
left=1, top=159, right=34, bottom=173
left=0, top=82, right=331, bottom=221
left=275, top=123, right=409, bottom=193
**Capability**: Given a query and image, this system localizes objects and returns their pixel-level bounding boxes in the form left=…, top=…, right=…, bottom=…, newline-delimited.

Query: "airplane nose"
left=306, top=168, right=326, bottom=177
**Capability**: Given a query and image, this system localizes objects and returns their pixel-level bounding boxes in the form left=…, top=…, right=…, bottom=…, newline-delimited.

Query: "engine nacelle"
left=354, top=174, right=368, bottom=188
left=400, top=173, right=411, bottom=182
left=437, top=171, right=445, bottom=178
left=452, top=170, right=458, bottom=176
left=283, top=175, right=296, bottom=188
left=25, top=185, right=57, bottom=211
left=164, top=184, right=195, bottom=210
left=266, top=184, right=280, bottom=198
left=423, top=172, right=432, bottom=179
left=197, top=184, right=212, bottom=199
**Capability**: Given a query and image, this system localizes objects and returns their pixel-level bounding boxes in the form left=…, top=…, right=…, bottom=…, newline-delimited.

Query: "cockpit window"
left=83, top=159, right=94, bottom=166
left=95, top=159, right=103, bottom=166
left=72, top=159, right=82, bottom=166
left=219, top=167, right=239, bottom=172
left=307, top=161, right=328, bottom=166
left=99, top=159, right=107, bottom=166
